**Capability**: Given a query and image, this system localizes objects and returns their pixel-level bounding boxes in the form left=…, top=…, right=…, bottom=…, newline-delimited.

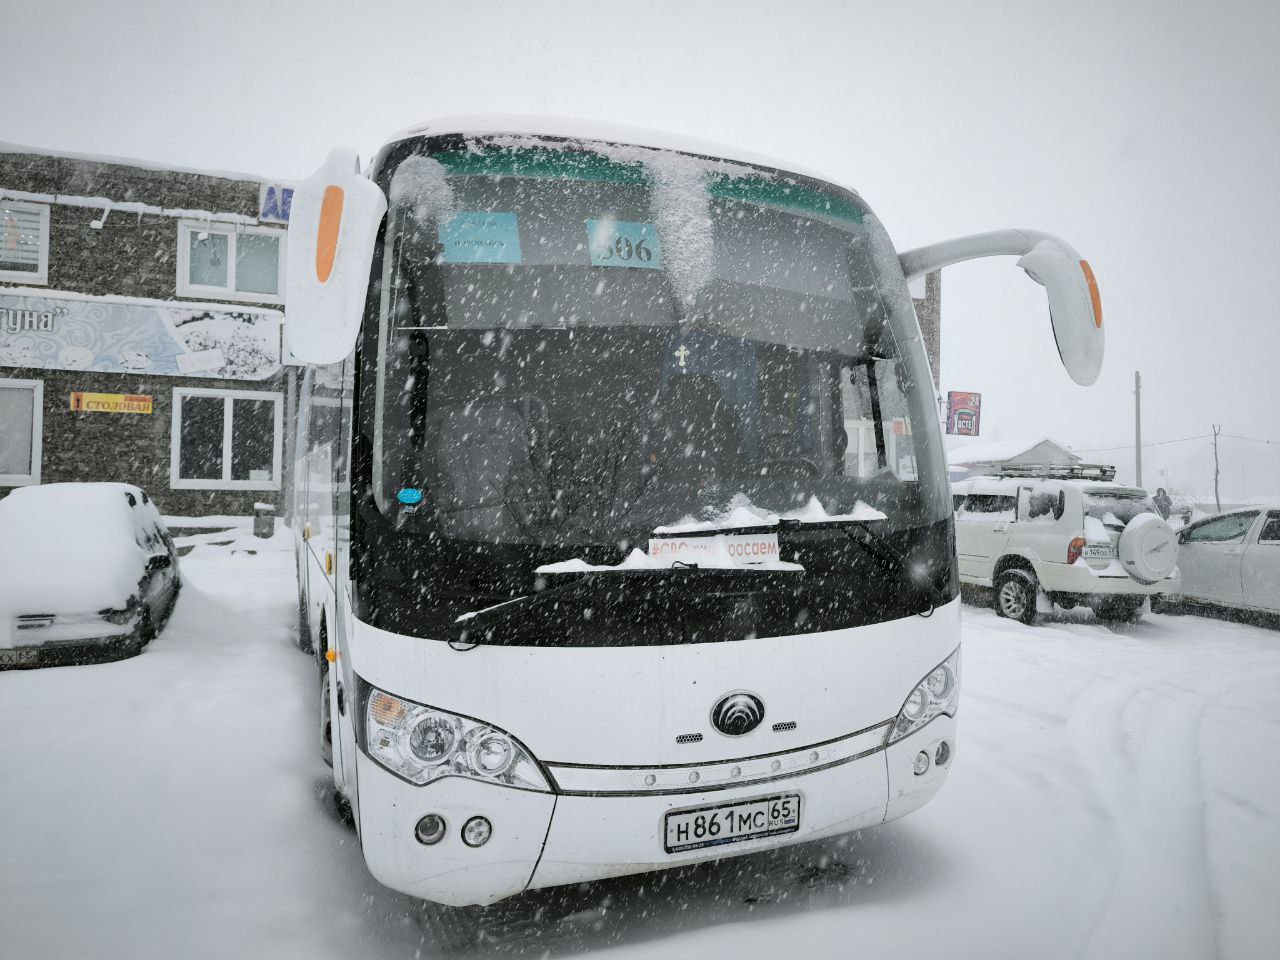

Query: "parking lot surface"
left=2, top=529, right=1277, bottom=959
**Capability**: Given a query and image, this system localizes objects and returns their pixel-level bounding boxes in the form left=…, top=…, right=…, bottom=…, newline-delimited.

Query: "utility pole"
left=1134, top=371, right=1142, bottom=487
left=1212, top=424, right=1222, bottom=512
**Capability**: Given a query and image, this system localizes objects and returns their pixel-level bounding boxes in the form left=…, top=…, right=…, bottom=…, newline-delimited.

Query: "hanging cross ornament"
left=674, top=343, right=691, bottom=370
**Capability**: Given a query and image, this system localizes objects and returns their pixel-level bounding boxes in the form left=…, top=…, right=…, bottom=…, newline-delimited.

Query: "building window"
left=0, top=201, right=50, bottom=285
left=177, top=222, right=285, bottom=304
left=0, top=378, right=42, bottom=486
left=170, top=387, right=282, bottom=490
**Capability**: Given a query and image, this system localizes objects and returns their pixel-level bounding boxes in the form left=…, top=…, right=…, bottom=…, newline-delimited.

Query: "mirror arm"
left=898, top=227, right=1103, bottom=388
left=898, top=228, right=1077, bottom=281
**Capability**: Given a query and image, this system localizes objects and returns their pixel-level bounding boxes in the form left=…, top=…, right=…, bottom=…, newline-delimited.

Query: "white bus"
left=288, top=117, right=1103, bottom=907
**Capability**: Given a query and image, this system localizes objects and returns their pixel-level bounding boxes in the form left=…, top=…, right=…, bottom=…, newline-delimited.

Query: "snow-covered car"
left=1162, top=508, right=1280, bottom=622
left=0, top=483, right=179, bottom=669
left=952, top=468, right=1179, bottom=623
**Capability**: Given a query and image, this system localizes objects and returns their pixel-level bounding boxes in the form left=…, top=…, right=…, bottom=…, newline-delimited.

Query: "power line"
left=1074, top=432, right=1279, bottom=454
left=1074, top=434, right=1209, bottom=453
left=1222, top=433, right=1280, bottom=446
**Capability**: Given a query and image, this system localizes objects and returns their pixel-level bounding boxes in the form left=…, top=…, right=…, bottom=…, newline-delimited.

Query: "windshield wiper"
left=451, top=565, right=800, bottom=644
left=452, top=574, right=603, bottom=643
left=777, top=517, right=948, bottom=615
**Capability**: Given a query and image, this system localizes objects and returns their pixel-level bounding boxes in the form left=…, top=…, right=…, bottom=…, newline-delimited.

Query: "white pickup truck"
left=952, top=467, right=1179, bottom=624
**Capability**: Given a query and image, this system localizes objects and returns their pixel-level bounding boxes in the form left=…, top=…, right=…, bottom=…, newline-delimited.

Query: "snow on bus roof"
left=382, top=114, right=841, bottom=187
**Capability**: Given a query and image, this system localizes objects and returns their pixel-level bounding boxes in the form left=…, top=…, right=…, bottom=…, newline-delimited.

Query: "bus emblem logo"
left=711, top=692, right=765, bottom=737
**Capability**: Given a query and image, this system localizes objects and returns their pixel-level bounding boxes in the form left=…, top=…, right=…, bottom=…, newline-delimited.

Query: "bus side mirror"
left=898, top=229, right=1104, bottom=386
left=285, top=148, right=387, bottom=365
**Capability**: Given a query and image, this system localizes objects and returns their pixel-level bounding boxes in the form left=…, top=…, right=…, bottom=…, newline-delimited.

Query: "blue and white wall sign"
left=0, top=289, right=283, bottom=380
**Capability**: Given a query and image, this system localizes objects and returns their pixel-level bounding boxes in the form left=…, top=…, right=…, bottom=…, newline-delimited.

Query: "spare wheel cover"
left=1118, top=512, right=1178, bottom=584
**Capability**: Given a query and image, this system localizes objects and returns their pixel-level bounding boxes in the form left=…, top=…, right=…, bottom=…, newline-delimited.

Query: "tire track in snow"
left=1067, top=638, right=1275, bottom=960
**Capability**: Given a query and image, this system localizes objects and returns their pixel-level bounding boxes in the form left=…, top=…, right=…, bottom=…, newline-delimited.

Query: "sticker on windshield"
left=439, top=212, right=522, bottom=264
left=586, top=219, right=663, bottom=269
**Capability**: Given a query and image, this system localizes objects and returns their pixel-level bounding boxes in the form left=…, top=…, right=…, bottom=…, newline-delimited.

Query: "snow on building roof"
left=945, top=436, right=1078, bottom=466
left=0, top=140, right=282, bottom=186
left=382, top=114, right=840, bottom=187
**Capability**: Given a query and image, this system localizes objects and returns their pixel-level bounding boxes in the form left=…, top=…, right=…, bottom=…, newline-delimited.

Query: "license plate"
left=664, top=793, right=801, bottom=853
left=1083, top=544, right=1114, bottom=560
left=0, top=648, right=38, bottom=667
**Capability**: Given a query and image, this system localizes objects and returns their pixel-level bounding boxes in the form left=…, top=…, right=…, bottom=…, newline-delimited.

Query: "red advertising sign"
left=946, top=391, right=982, bottom=436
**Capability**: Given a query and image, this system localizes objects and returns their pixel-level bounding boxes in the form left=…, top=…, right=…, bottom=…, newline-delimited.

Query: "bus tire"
left=995, top=569, right=1038, bottom=625
left=296, top=585, right=314, bottom=655
left=319, top=618, right=334, bottom=769
left=320, top=663, right=334, bottom=768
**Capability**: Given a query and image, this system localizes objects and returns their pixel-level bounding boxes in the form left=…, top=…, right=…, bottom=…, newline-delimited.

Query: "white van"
left=287, top=117, right=1105, bottom=906
left=952, top=466, right=1179, bottom=623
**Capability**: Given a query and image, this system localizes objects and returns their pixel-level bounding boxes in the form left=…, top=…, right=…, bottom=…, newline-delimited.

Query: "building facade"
left=0, top=144, right=297, bottom=515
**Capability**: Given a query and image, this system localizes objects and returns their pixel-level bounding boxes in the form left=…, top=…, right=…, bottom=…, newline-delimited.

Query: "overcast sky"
left=4, top=0, right=1276, bottom=499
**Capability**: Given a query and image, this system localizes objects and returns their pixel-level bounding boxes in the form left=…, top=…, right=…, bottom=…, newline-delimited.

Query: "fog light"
left=462, top=816, right=492, bottom=848
left=415, top=813, right=446, bottom=845
left=913, top=751, right=930, bottom=776
left=935, top=741, right=951, bottom=766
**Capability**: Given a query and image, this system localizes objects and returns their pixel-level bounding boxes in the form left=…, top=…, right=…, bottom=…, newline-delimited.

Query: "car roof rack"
left=995, top=462, right=1118, bottom=481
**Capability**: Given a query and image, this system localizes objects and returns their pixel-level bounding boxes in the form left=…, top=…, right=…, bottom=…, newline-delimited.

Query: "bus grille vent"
left=675, top=733, right=704, bottom=744
left=771, top=721, right=797, bottom=732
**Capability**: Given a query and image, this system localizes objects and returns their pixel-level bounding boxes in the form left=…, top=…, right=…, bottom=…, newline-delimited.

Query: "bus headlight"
left=359, top=681, right=550, bottom=791
left=886, top=648, right=961, bottom=745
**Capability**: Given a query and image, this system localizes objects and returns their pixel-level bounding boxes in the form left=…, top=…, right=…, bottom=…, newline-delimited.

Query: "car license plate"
left=1083, top=544, right=1114, bottom=560
left=664, top=793, right=801, bottom=854
left=0, top=648, right=38, bottom=667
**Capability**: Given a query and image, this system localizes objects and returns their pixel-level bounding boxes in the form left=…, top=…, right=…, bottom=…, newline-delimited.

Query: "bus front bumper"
left=355, top=716, right=956, bottom=907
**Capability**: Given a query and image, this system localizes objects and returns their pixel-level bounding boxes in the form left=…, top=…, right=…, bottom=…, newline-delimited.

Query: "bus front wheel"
left=319, top=632, right=333, bottom=768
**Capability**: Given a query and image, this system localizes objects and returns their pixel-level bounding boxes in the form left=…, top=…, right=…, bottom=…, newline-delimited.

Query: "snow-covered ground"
left=2, top=528, right=1278, bottom=959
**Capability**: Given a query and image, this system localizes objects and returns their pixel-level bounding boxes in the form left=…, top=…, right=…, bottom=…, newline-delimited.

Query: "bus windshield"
left=357, top=135, right=953, bottom=641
